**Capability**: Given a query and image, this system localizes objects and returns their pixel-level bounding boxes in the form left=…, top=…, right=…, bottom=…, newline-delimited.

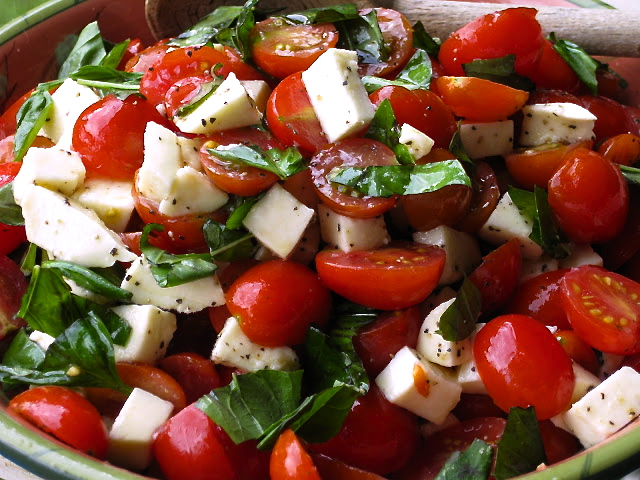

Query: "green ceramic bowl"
left=1, top=1, right=640, bottom=479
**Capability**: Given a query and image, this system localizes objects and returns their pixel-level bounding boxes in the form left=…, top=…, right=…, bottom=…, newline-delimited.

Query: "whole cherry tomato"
left=270, top=429, right=321, bottom=480
left=527, top=39, right=581, bottom=92
left=0, top=255, right=28, bottom=340
left=0, top=162, right=26, bottom=255
left=160, top=352, right=222, bottom=404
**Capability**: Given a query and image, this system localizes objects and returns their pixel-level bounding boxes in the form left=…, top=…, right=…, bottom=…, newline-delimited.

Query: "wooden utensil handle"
left=391, top=0, right=640, bottom=57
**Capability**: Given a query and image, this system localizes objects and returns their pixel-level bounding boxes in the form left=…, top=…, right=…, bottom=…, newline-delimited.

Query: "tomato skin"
left=598, top=133, right=640, bottom=167
left=455, top=160, right=501, bottom=233
left=555, top=329, right=600, bottom=376
left=401, top=183, right=472, bottom=233
left=9, top=386, right=108, bottom=459
left=0, top=163, right=26, bottom=255
left=0, top=255, right=28, bottom=339
left=164, top=75, right=210, bottom=120
left=580, top=94, right=637, bottom=143
left=527, top=39, right=581, bottom=92
left=160, top=352, right=221, bottom=404
left=226, top=260, right=332, bottom=347
left=548, top=148, right=629, bottom=244
left=0, top=88, right=35, bottom=140
left=270, top=429, right=320, bottom=480
left=315, top=243, right=446, bottom=310
left=474, top=314, right=575, bottom=420
left=561, top=265, right=640, bottom=355
left=310, top=453, right=386, bottom=480
left=124, top=43, right=169, bottom=73
left=452, top=393, right=506, bottom=421
left=538, top=420, right=580, bottom=465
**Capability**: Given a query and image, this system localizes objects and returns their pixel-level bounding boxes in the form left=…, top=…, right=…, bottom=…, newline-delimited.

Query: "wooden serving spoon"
left=145, top=0, right=640, bottom=57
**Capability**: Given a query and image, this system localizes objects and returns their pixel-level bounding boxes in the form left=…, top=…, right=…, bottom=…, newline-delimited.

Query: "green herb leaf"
left=336, top=9, right=389, bottom=64
left=0, top=183, right=24, bottom=226
left=20, top=243, right=40, bottom=274
left=174, top=73, right=224, bottom=118
left=412, top=21, right=440, bottom=56
left=620, top=164, right=640, bottom=185
left=437, top=277, right=482, bottom=342
left=170, top=6, right=246, bottom=47
left=549, top=33, right=599, bottom=95
left=363, top=48, right=432, bottom=93
left=1, top=330, right=46, bottom=372
left=58, top=22, right=107, bottom=79
left=494, top=407, right=547, bottom=480
left=99, top=39, right=130, bottom=70
left=365, top=99, right=414, bottom=165
left=225, top=194, right=264, bottom=230
left=463, top=55, right=535, bottom=91
left=435, top=438, right=494, bottom=480
left=329, top=160, right=471, bottom=197
left=564, top=0, right=613, bottom=7
left=449, top=126, right=474, bottom=164
left=208, top=144, right=305, bottom=180
left=140, top=224, right=217, bottom=288
left=13, top=89, right=54, bottom=162
left=282, top=3, right=360, bottom=24
left=203, top=219, right=255, bottom=262
left=233, top=0, right=261, bottom=59
left=69, top=65, right=142, bottom=95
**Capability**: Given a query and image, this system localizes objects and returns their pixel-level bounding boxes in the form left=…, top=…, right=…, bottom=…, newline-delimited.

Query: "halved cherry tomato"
left=625, top=105, right=640, bottom=136
left=117, top=38, right=145, bottom=70
left=311, top=453, right=386, bottom=480
left=555, top=329, right=600, bottom=376
left=0, top=88, right=35, bottom=140
left=538, top=420, right=580, bottom=465
left=560, top=265, right=640, bottom=355
left=164, top=75, right=211, bottom=120
left=474, top=314, right=575, bottom=420
left=0, top=163, right=26, bottom=255
left=598, top=187, right=640, bottom=271
left=548, top=148, right=629, bottom=244
left=160, top=352, right=221, bottom=404
left=315, top=242, right=445, bottom=310
left=0, top=255, right=28, bottom=340
left=250, top=19, right=339, bottom=79
left=0, top=134, right=54, bottom=163
left=580, top=94, right=638, bottom=143
left=455, top=160, right=501, bottom=233
left=124, top=43, right=170, bottom=73
left=527, top=39, right=581, bottom=92
left=9, top=386, right=108, bottom=459
left=598, top=133, right=640, bottom=166
left=527, top=88, right=583, bottom=107
left=270, top=429, right=321, bottom=480
left=434, top=76, right=529, bottom=121
left=226, top=259, right=332, bottom=347
left=452, top=393, right=506, bottom=421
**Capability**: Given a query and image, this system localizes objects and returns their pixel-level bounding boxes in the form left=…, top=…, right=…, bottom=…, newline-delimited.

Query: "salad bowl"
left=1, top=0, right=640, bottom=479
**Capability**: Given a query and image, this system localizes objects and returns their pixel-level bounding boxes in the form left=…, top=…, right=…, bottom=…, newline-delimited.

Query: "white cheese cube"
left=240, top=80, right=271, bottom=112
left=479, top=192, right=544, bottom=260
left=301, top=48, right=375, bottom=143
left=176, top=135, right=205, bottom=172
left=211, top=317, right=300, bottom=372
left=243, top=183, right=314, bottom=259
left=569, top=361, right=601, bottom=404
left=558, top=366, right=640, bottom=448
left=13, top=147, right=85, bottom=204
left=173, top=73, right=262, bottom=134
left=456, top=323, right=487, bottom=394
left=413, top=225, right=482, bottom=285
left=375, top=346, right=462, bottom=424
left=29, top=330, right=55, bottom=351
left=559, top=243, right=603, bottom=269
left=399, top=124, right=434, bottom=161
left=519, top=255, right=559, bottom=284
left=121, top=256, right=225, bottom=313
left=107, top=388, right=174, bottom=470
left=459, top=120, right=514, bottom=159
left=111, top=304, right=177, bottom=364
left=317, top=203, right=390, bottom=252
left=417, top=298, right=473, bottom=368
left=20, top=186, right=136, bottom=267
left=519, top=103, right=596, bottom=147
left=158, top=166, right=228, bottom=217
left=71, top=178, right=135, bottom=233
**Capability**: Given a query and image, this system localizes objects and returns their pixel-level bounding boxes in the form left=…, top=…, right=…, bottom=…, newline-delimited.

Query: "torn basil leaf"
left=363, top=48, right=432, bottom=93
left=225, top=194, right=264, bottom=230
left=336, top=9, right=389, bottom=65
left=437, top=277, right=482, bottom=342
left=13, top=88, right=54, bottom=162
left=0, top=183, right=23, bottom=226
left=69, top=65, right=142, bottom=96
left=462, top=55, right=535, bottom=92
left=620, top=164, right=640, bottom=185
left=99, top=39, right=131, bottom=70
left=208, top=144, right=305, bottom=180
left=174, top=72, right=224, bottom=118
left=412, top=21, right=440, bottom=56
left=203, top=219, right=256, bottom=262
left=365, top=99, right=414, bottom=165
left=449, top=126, right=474, bottom=165
left=58, top=22, right=107, bottom=79
left=549, top=33, right=599, bottom=95
left=282, top=3, right=360, bottom=24
left=435, top=438, right=494, bottom=480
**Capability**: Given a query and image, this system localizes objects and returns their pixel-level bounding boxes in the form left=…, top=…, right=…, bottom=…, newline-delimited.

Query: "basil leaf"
left=449, top=126, right=474, bottom=164
left=336, top=9, right=389, bottom=65
left=437, top=277, right=482, bottom=342
left=363, top=49, right=432, bottom=93
left=58, top=22, right=107, bottom=79
left=494, top=407, right=546, bottom=480
left=435, top=438, right=494, bottom=480
left=282, top=3, right=360, bottom=24
left=463, top=55, right=535, bottom=92
left=174, top=73, right=224, bottom=118
left=69, top=65, right=142, bottom=95
left=1, top=330, right=46, bottom=372
left=620, top=164, right=640, bottom=185
left=170, top=6, right=246, bottom=46
left=13, top=89, right=54, bottom=162
left=329, top=160, right=471, bottom=197
left=203, top=220, right=255, bottom=262
left=20, top=243, right=40, bottom=274
left=565, top=0, right=613, bottom=7
left=226, top=194, right=264, bottom=230
left=140, top=224, right=217, bottom=288
left=365, top=99, right=414, bottom=165
left=412, top=21, right=440, bottom=56
left=208, top=144, right=305, bottom=180
left=0, top=183, right=24, bottom=226
left=99, top=39, right=130, bottom=69
left=233, top=0, right=260, bottom=59
left=549, top=33, right=599, bottom=95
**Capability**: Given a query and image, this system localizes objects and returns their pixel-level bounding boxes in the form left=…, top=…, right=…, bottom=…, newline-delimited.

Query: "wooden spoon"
left=145, top=0, right=640, bottom=57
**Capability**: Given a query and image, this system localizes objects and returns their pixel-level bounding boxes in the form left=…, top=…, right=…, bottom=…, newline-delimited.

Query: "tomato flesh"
left=270, top=429, right=321, bottom=480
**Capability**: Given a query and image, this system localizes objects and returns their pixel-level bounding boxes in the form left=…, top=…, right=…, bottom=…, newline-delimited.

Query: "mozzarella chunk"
left=121, top=256, right=225, bottom=313
left=519, top=103, right=596, bottom=147
left=158, top=166, right=228, bottom=216
left=176, top=135, right=205, bottom=171
left=557, top=366, right=640, bottom=448
left=243, top=183, right=315, bottom=259
left=317, top=203, right=390, bottom=252
left=173, top=73, right=262, bottom=134
left=107, top=388, right=174, bottom=470
left=455, top=323, right=488, bottom=394
left=519, top=255, right=559, bottom=283
left=240, top=80, right=271, bottom=112
left=375, top=346, right=462, bottom=424
left=13, top=147, right=85, bottom=204
left=459, top=120, right=514, bottom=159
left=399, top=124, right=434, bottom=161
left=71, top=178, right=135, bottom=233
left=39, top=78, right=100, bottom=149
left=413, top=225, right=482, bottom=285
left=29, top=330, right=55, bottom=351
left=559, top=243, right=603, bottom=269
left=478, top=192, right=544, bottom=259
left=569, top=361, right=601, bottom=404
left=301, top=48, right=375, bottom=143
left=211, top=317, right=300, bottom=372
left=20, top=186, right=136, bottom=267
left=111, top=304, right=177, bottom=364
left=417, top=298, right=473, bottom=367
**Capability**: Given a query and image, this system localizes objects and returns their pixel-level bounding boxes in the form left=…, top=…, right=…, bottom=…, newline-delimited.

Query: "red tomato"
left=598, top=133, right=640, bottom=166
left=474, top=314, right=575, bottom=420
left=226, top=260, right=332, bottom=347
left=124, top=43, right=170, bottom=73
left=72, top=94, right=169, bottom=180
left=369, top=86, right=457, bottom=148
left=438, top=7, right=544, bottom=77
left=0, top=134, right=54, bottom=163
left=309, top=138, right=398, bottom=219
left=452, top=393, right=506, bottom=421
left=0, top=162, right=26, bottom=255
left=315, top=243, right=445, bottom=310
left=308, top=385, right=419, bottom=475
left=555, top=329, right=600, bottom=376
left=598, top=187, right=640, bottom=271
left=548, top=148, right=629, bottom=244
left=117, top=38, right=145, bottom=70
left=0, top=88, right=35, bottom=140
left=469, top=238, right=522, bottom=314
left=9, top=386, right=108, bottom=459
left=164, top=75, right=211, bottom=119
left=0, top=255, right=28, bottom=340
left=560, top=265, right=640, bottom=355
left=625, top=105, right=640, bottom=136
left=580, top=94, right=638, bottom=143
left=118, top=229, right=175, bottom=257
left=538, top=420, right=580, bottom=465
left=160, top=352, right=221, bottom=404
left=527, top=89, right=583, bottom=106
left=434, top=76, right=529, bottom=121
left=401, top=180, right=472, bottom=233
left=250, top=19, right=339, bottom=79
left=270, top=429, right=320, bottom=480
left=353, top=306, right=423, bottom=377
left=455, top=160, right=501, bottom=233
left=527, top=39, right=581, bottom=92
left=311, top=453, right=386, bottom=480
left=265, top=72, right=328, bottom=154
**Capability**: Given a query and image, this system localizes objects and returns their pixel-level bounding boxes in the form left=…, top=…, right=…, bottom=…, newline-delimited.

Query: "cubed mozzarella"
left=559, top=244, right=603, bottom=269
left=158, top=166, right=228, bottom=217
left=317, top=203, right=390, bottom=252
left=121, top=256, right=225, bottom=313
left=211, top=317, right=300, bottom=372
left=519, top=255, right=559, bottom=284
left=107, top=388, right=174, bottom=470
left=71, top=178, right=135, bottom=233
left=176, top=135, right=205, bottom=171
left=375, top=346, right=462, bottom=424
left=111, top=304, right=177, bottom=364
left=399, top=124, right=434, bottom=161
left=240, top=80, right=271, bottom=112
left=519, top=103, right=596, bottom=147
left=20, top=186, right=136, bottom=267
left=569, top=361, right=601, bottom=404
left=243, top=183, right=315, bottom=259
left=301, top=48, right=374, bottom=143
left=455, top=323, right=488, bottom=394
left=459, top=120, right=514, bottom=159
left=413, top=225, right=482, bottom=285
